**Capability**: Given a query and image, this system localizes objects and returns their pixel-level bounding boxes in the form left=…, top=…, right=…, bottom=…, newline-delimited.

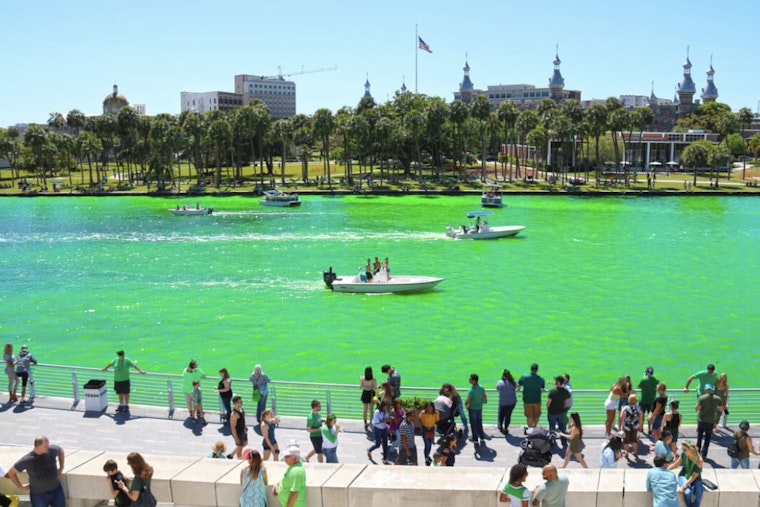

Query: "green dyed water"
left=1, top=195, right=757, bottom=389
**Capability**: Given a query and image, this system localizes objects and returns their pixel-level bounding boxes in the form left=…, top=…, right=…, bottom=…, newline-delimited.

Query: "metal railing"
left=28, top=364, right=758, bottom=426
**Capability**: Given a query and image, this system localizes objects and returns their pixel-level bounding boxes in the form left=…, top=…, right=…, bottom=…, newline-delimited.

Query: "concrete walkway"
left=0, top=396, right=746, bottom=471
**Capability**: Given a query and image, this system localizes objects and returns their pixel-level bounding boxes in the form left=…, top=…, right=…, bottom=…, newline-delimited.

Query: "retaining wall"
left=1, top=446, right=759, bottom=507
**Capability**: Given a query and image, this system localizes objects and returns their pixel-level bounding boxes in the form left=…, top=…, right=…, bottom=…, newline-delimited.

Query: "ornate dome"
left=103, top=84, right=129, bottom=114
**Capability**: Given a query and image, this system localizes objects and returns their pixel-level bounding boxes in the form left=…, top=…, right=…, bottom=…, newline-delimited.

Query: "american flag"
left=418, top=36, right=432, bottom=53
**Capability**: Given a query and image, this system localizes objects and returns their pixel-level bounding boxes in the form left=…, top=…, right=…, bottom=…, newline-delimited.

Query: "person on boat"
left=475, top=216, right=482, bottom=232
left=461, top=224, right=469, bottom=234
left=365, top=259, right=374, bottom=283
left=383, top=257, right=390, bottom=280
left=373, top=257, right=381, bottom=275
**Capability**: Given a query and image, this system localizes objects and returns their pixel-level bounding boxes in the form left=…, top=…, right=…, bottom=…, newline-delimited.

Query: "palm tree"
left=24, top=125, right=48, bottom=176
left=497, top=101, right=519, bottom=182
left=208, top=119, right=231, bottom=187
left=76, top=131, right=102, bottom=186
left=66, top=109, right=85, bottom=136
left=48, top=112, right=66, bottom=133
left=469, top=95, right=492, bottom=182
left=180, top=111, right=205, bottom=183
left=312, top=108, right=335, bottom=187
left=272, top=118, right=293, bottom=186
left=738, top=107, right=754, bottom=179
left=448, top=100, right=469, bottom=176
left=425, top=97, right=448, bottom=175
left=515, top=110, right=539, bottom=180
left=584, top=104, right=608, bottom=185
left=291, top=114, right=312, bottom=182
left=0, top=127, right=22, bottom=185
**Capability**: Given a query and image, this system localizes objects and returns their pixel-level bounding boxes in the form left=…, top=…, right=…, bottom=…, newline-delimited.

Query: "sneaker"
left=124, top=405, right=129, bottom=412
left=480, top=439, right=486, bottom=445
left=115, top=405, right=123, bottom=412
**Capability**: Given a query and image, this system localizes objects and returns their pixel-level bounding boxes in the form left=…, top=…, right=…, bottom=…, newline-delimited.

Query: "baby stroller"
left=518, top=427, right=557, bottom=467
left=433, top=395, right=457, bottom=437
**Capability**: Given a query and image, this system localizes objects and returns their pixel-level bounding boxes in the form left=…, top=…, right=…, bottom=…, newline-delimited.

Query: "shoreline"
left=2, top=187, right=759, bottom=198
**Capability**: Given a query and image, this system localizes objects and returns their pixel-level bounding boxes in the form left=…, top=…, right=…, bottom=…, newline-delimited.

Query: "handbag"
left=251, top=387, right=262, bottom=402
left=132, top=488, right=157, bottom=507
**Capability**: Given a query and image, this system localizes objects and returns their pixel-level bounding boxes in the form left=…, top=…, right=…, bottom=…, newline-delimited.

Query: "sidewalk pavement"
left=0, top=396, right=745, bottom=471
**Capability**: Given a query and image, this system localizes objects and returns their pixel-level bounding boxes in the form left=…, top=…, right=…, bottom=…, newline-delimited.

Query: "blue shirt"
left=654, top=440, right=673, bottom=462
left=646, top=467, right=679, bottom=507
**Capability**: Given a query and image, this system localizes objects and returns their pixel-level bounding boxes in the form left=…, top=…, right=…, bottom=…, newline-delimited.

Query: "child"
left=260, top=409, right=281, bottom=461
left=103, top=460, right=131, bottom=507
left=419, top=401, right=439, bottom=465
left=559, top=412, right=588, bottom=468
left=431, top=452, right=443, bottom=467
left=191, top=380, right=205, bottom=424
left=663, top=400, right=682, bottom=455
left=209, top=441, right=228, bottom=459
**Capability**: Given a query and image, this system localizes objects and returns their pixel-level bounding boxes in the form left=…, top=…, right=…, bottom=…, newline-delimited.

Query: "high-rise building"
left=234, top=75, right=296, bottom=118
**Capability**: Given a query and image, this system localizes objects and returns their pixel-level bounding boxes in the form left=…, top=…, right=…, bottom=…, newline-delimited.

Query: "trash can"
left=84, top=379, right=108, bottom=412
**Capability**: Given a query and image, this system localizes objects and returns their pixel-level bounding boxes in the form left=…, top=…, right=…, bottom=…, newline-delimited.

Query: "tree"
left=312, top=108, right=335, bottom=187
left=208, top=119, right=231, bottom=187
left=738, top=107, right=754, bottom=179
left=448, top=100, right=469, bottom=175
left=180, top=111, right=205, bottom=183
left=272, top=118, right=293, bottom=185
left=497, top=101, right=519, bottom=182
left=584, top=104, right=608, bottom=185
left=66, top=109, right=85, bottom=135
left=681, top=139, right=712, bottom=185
left=749, top=133, right=760, bottom=160
left=515, top=110, right=539, bottom=179
left=24, top=124, right=48, bottom=176
left=76, top=131, right=102, bottom=185
left=470, top=95, right=492, bottom=182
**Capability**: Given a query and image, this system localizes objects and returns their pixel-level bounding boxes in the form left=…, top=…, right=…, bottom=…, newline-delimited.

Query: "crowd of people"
left=4, top=349, right=758, bottom=507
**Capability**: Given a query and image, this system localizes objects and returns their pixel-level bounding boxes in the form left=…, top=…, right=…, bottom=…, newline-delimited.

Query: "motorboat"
left=322, top=266, right=443, bottom=294
left=169, top=206, right=213, bottom=215
left=481, top=184, right=503, bottom=208
left=260, top=189, right=301, bottom=207
left=446, top=211, right=524, bottom=240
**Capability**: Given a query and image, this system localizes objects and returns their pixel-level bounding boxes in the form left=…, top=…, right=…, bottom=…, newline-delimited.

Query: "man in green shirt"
left=274, top=444, right=306, bottom=507
left=518, top=363, right=545, bottom=428
left=637, top=366, right=658, bottom=434
left=683, top=364, right=717, bottom=397
left=304, top=399, right=323, bottom=463
left=465, top=373, right=487, bottom=445
left=695, top=384, right=723, bottom=458
left=102, top=350, right=145, bottom=413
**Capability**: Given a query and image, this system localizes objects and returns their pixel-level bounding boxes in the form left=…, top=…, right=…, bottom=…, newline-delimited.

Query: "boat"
left=481, top=184, right=504, bottom=208
left=260, top=189, right=301, bottom=207
left=446, top=211, right=525, bottom=240
left=168, top=206, right=213, bottom=215
left=322, top=266, right=443, bottom=294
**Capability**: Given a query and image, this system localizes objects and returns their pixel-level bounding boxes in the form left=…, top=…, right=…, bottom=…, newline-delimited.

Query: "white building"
left=180, top=91, right=243, bottom=114
left=234, top=75, right=296, bottom=118
left=133, top=104, right=146, bottom=115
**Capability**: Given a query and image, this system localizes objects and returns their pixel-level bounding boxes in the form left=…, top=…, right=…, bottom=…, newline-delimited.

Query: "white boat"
left=446, top=211, right=525, bottom=240
left=169, top=206, right=213, bottom=215
left=323, top=266, right=443, bottom=294
left=481, top=184, right=504, bottom=208
left=260, top=189, right=301, bottom=207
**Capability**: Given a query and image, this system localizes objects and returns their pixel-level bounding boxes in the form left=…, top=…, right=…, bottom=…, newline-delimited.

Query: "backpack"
left=727, top=434, right=744, bottom=458
left=624, top=406, right=641, bottom=430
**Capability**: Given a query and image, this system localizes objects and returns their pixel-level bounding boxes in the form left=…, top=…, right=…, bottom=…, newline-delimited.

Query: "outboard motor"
left=207, top=208, right=214, bottom=215
left=323, top=267, right=337, bottom=290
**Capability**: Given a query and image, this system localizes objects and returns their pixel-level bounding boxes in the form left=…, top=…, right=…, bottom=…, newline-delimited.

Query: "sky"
left=2, top=0, right=759, bottom=128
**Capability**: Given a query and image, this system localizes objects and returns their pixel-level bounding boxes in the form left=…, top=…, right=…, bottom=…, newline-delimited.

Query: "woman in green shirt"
left=116, top=453, right=153, bottom=504
left=668, top=440, right=703, bottom=507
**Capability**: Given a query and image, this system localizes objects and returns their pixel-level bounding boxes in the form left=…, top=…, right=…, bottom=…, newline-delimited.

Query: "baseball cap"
left=703, top=384, right=713, bottom=391
left=281, top=444, right=301, bottom=459
left=740, top=420, right=750, bottom=431
left=646, top=367, right=654, bottom=375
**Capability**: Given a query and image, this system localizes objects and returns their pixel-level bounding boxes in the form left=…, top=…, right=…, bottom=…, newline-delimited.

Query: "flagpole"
left=415, top=24, right=418, bottom=93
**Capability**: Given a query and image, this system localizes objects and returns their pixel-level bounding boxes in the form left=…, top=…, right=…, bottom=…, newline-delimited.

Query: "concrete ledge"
left=714, top=469, right=759, bottom=506
left=2, top=445, right=759, bottom=507
left=349, top=466, right=505, bottom=507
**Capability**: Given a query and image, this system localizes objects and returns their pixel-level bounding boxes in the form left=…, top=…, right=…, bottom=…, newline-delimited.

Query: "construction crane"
left=267, top=65, right=338, bottom=80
